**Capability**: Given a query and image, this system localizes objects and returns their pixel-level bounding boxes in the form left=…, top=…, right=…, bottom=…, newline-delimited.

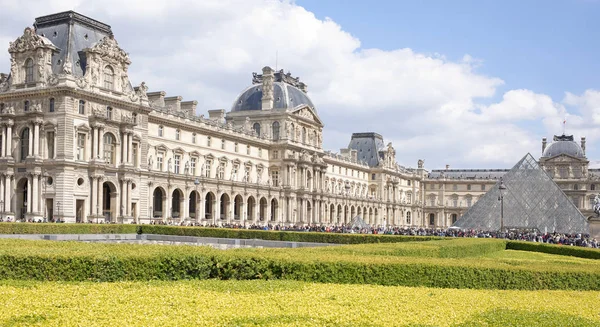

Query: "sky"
left=0, top=0, right=599, bottom=170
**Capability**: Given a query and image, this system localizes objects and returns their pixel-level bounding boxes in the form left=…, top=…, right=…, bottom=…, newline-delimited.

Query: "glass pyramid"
left=452, top=153, right=589, bottom=234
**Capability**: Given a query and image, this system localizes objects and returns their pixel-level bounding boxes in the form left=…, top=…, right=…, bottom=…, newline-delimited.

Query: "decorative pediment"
left=291, top=105, right=322, bottom=125
left=546, top=154, right=585, bottom=163
left=87, top=35, right=131, bottom=65
left=8, top=27, right=56, bottom=53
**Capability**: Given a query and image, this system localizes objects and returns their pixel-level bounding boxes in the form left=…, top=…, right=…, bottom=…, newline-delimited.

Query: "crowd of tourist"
left=2, top=216, right=598, bottom=248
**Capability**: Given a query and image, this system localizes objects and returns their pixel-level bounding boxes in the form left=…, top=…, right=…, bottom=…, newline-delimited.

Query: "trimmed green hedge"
left=506, top=241, right=600, bottom=260
left=0, top=239, right=598, bottom=290
left=0, top=223, right=138, bottom=235
left=0, top=223, right=441, bottom=244
left=137, top=225, right=441, bottom=244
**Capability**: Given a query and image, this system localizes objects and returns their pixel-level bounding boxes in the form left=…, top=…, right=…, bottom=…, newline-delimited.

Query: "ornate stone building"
left=0, top=11, right=597, bottom=231
left=0, top=11, right=425, bottom=226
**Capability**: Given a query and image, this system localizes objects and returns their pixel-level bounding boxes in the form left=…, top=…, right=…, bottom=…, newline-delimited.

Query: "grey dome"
left=543, top=138, right=585, bottom=158
left=231, top=82, right=315, bottom=112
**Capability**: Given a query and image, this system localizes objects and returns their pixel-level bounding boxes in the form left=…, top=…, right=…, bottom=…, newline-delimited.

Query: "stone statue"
left=594, top=194, right=600, bottom=217
left=148, top=155, right=153, bottom=170
left=137, top=82, right=148, bottom=99
left=168, top=158, right=172, bottom=172
left=244, top=117, right=252, bottom=132
left=10, top=57, right=17, bottom=79
left=184, top=161, right=190, bottom=174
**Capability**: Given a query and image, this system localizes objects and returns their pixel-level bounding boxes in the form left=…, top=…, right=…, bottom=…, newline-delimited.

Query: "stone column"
left=166, top=187, right=172, bottom=221
left=27, top=124, right=33, bottom=158
left=127, top=132, right=133, bottom=164
left=98, top=127, right=104, bottom=161
left=97, top=178, right=104, bottom=219
left=198, top=194, right=204, bottom=223
left=0, top=175, right=4, bottom=211
left=120, top=180, right=126, bottom=216
left=183, top=191, right=189, bottom=221
left=266, top=200, right=271, bottom=223
left=6, top=122, right=12, bottom=159
left=92, top=127, right=98, bottom=159
left=90, top=177, right=96, bottom=216
left=4, top=175, right=11, bottom=213
left=214, top=193, right=221, bottom=225
left=26, top=175, right=32, bottom=214
left=126, top=180, right=132, bottom=217
left=33, top=122, right=40, bottom=157
left=1, top=124, right=5, bottom=157
left=122, top=133, right=128, bottom=164
left=32, top=173, right=39, bottom=214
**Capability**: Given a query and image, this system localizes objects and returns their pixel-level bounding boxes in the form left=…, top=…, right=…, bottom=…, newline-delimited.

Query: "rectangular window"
left=157, top=152, right=164, bottom=171
left=452, top=184, right=457, bottom=191
left=174, top=155, right=181, bottom=174
left=77, top=133, right=86, bottom=160
left=24, top=101, right=29, bottom=111
left=246, top=145, right=250, bottom=155
left=217, top=162, right=225, bottom=179
left=158, top=126, right=163, bottom=137
left=132, top=113, right=137, bottom=124
left=191, top=157, right=197, bottom=175
left=49, top=98, right=55, bottom=112
left=234, top=143, right=238, bottom=152
left=272, top=170, right=279, bottom=187
left=407, top=193, right=412, bottom=204
left=232, top=164, right=239, bottom=180
left=78, top=100, right=85, bottom=115
left=221, top=139, right=225, bottom=150
left=207, top=137, right=211, bottom=147
left=47, top=132, right=54, bottom=159
left=106, top=107, right=113, bottom=120
left=481, top=184, right=486, bottom=191
left=204, top=160, right=212, bottom=178
left=372, top=174, right=376, bottom=180
left=273, top=150, right=278, bottom=159
left=258, top=148, right=262, bottom=157
left=192, top=133, right=196, bottom=144
left=453, top=198, right=458, bottom=207
left=467, top=184, right=471, bottom=191
left=467, top=198, right=472, bottom=207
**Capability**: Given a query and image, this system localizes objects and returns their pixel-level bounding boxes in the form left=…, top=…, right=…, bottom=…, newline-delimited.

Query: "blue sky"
left=298, top=0, right=599, bottom=103
left=1, top=0, right=599, bottom=169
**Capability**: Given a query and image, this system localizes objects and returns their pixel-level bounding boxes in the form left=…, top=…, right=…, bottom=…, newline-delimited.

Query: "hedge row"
left=0, top=223, right=138, bottom=235
left=0, top=223, right=441, bottom=244
left=137, top=225, right=442, bottom=244
left=506, top=241, right=600, bottom=260
left=0, top=248, right=598, bottom=290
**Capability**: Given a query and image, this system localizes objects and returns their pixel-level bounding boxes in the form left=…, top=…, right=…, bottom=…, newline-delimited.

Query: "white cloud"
left=0, top=0, right=598, bottom=169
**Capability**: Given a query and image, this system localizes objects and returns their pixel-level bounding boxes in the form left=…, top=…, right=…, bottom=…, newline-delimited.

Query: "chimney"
left=581, top=136, right=586, bottom=155
left=181, top=100, right=198, bottom=116
left=445, top=164, right=450, bottom=170
left=208, top=109, right=225, bottom=121
left=261, top=66, right=274, bottom=110
left=147, top=91, right=166, bottom=107
left=164, top=96, right=182, bottom=112
left=542, top=137, right=547, bottom=154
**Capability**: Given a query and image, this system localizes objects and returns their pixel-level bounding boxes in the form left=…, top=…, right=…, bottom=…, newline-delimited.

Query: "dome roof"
left=542, top=135, right=585, bottom=158
left=231, top=82, right=315, bottom=112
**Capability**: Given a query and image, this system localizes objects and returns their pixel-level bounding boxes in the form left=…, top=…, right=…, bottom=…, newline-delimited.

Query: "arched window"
left=20, top=128, right=30, bottom=161
left=49, top=98, right=55, bottom=112
left=302, top=127, right=306, bottom=144
left=103, top=66, right=114, bottom=90
left=103, top=133, right=116, bottom=164
left=272, top=121, right=280, bottom=140
left=253, top=123, right=261, bottom=136
left=25, top=58, right=34, bottom=83
left=158, top=125, right=163, bottom=137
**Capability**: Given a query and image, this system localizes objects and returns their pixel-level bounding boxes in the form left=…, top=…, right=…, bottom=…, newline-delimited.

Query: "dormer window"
left=25, top=58, right=34, bottom=83
left=103, top=65, right=114, bottom=90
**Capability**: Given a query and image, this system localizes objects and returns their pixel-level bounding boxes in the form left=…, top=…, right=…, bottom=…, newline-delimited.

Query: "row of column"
left=0, top=121, right=13, bottom=158
left=91, top=124, right=105, bottom=160
left=120, top=130, right=133, bottom=165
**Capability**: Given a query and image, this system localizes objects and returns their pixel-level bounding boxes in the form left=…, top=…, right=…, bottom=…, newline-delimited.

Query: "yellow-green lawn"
left=1, top=279, right=599, bottom=327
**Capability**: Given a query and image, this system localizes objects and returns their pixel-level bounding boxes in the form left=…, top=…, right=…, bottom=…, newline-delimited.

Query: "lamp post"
left=96, top=204, right=99, bottom=224
left=57, top=201, right=61, bottom=223
left=0, top=200, right=4, bottom=222
left=498, top=178, right=507, bottom=233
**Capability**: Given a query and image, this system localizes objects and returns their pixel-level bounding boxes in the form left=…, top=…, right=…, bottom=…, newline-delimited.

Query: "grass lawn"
left=0, top=279, right=598, bottom=327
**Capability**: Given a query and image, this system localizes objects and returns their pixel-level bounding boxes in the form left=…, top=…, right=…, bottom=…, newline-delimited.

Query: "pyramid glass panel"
left=452, top=153, right=589, bottom=234
left=348, top=216, right=371, bottom=230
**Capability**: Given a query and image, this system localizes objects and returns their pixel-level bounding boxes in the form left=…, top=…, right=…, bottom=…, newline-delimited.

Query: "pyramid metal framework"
left=452, top=153, right=589, bottom=234
left=348, top=216, right=371, bottom=230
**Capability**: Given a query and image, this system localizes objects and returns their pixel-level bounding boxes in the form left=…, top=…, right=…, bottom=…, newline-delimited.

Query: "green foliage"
left=506, top=241, right=600, bottom=260
left=0, top=223, right=137, bottom=235
left=0, top=238, right=599, bottom=290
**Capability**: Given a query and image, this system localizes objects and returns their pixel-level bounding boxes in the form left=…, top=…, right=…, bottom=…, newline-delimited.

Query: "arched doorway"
left=16, top=178, right=28, bottom=220
left=247, top=196, right=256, bottom=221
left=220, top=193, right=230, bottom=220
left=259, top=197, right=267, bottom=221
left=102, top=182, right=117, bottom=222
left=451, top=213, right=458, bottom=224
left=20, top=128, right=29, bottom=161
left=205, top=192, right=215, bottom=220
left=233, top=195, right=243, bottom=220
left=171, top=189, right=183, bottom=219
left=152, top=187, right=165, bottom=219
left=306, top=201, right=312, bottom=223
left=270, top=198, right=278, bottom=222
left=429, top=213, right=436, bottom=226
left=189, top=191, right=199, bottom=220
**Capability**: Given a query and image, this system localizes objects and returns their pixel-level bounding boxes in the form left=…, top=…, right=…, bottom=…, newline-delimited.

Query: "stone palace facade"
left=0, top=11, right=599, bottom=230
